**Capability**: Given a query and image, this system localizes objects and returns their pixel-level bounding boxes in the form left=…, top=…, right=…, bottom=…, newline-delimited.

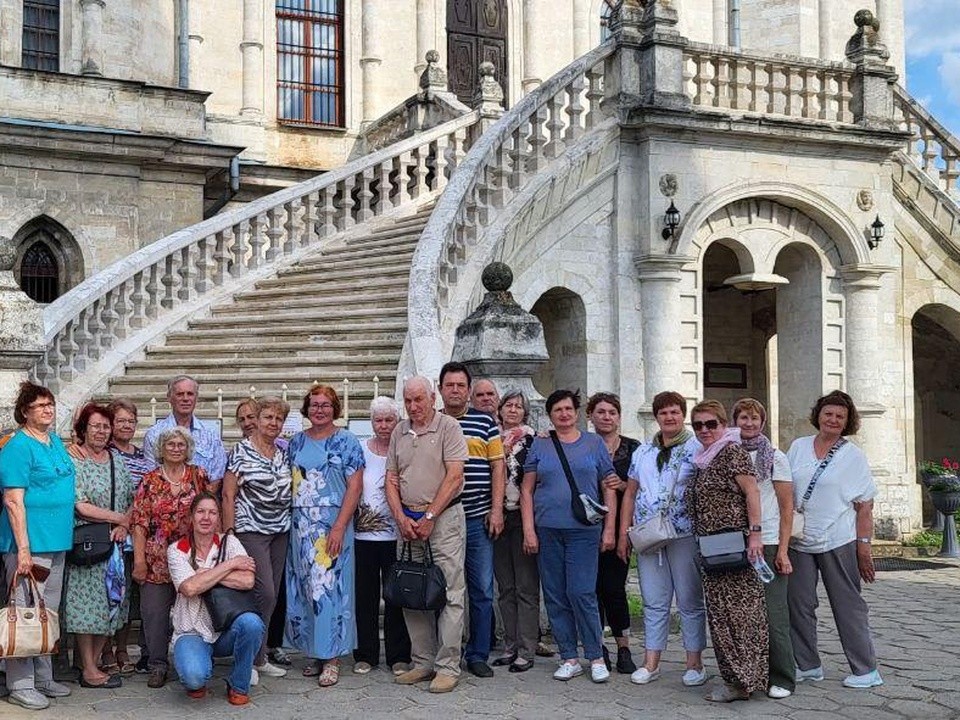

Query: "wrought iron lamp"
left=662, top=200, right=681, bottom=240
left=868, top=215, right=884, bottom=249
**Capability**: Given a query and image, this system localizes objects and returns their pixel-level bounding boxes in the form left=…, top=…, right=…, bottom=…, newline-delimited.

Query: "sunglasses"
left=691, top=419, right=720, bottom=431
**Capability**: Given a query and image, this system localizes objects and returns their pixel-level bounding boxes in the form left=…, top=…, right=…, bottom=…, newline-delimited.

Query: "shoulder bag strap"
left=798, top=437, right=847, bottom=512
left=549, top=431, right=581, bottom=500
left=109, top=450, right=117, bottom=512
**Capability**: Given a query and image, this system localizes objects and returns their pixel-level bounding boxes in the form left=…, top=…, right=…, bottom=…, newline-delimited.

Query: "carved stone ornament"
left=419, top=50, right=448, bottom=92
left=659, top=173, right=678, bottom=197
left=856, top=189, right=874, bottom=211
left=475, top=61, right=505, bottom=112
left=482, top=261, right=513, bottom=292
left=845, top=9, right=890, bottom=64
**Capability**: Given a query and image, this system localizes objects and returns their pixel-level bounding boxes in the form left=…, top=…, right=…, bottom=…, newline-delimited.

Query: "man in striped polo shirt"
left=439, top=362, right=505, bottom=679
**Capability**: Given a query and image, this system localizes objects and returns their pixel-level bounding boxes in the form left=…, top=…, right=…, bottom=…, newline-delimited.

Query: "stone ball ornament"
left=854, top=9, right=879, bottom=31
left=425, top=49, right=440, bottom=64
left=482, top=262, right=513, bottom=292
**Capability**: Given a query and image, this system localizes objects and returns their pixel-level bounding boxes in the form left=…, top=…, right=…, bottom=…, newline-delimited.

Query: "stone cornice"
left=840, top=263, right=898, bottom=288
left=634, top=253, right=696, bottom=279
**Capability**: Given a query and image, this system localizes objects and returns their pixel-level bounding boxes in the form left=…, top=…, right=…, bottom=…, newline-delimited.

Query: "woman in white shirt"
left=786, top=391, right=882, bottom=690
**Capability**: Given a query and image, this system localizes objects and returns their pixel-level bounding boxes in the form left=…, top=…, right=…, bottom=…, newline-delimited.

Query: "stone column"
left=572, top=0, right=589, bottom=57
left=522, top=0, right=543, bottom=93
left=360, top=0, right=382, bottom=127
left=635, top=254, right=693, bottom=436
left=415, top=0, right=435, bottom=76
left=79, top=0, right=106, bottom=76
left=451, top=263, right=549, bottom=429
left=0, top=237, right=44, bottom=430
left=240, top=0, right=264, bottom=116
left=712, top=0, right=726, bottom=45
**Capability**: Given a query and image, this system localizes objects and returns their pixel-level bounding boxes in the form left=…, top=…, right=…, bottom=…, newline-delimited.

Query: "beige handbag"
left=791, top=510, right=805, bottom=539
left=0, top=573, right=60, bottom=658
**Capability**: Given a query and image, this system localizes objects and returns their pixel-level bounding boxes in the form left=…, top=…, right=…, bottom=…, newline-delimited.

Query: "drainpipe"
left=178, top=0, right=190, bottom=88
left=729, top=0, right=741, bottom=49
left=204, top=156, right=241, bottom=219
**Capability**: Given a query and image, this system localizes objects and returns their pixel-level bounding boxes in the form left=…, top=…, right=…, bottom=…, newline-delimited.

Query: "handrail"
left=407, top=39, right=617, bottom=379
left=36, top=109, right=481, bottom=393
left=893, top=85, right=960, bottom=199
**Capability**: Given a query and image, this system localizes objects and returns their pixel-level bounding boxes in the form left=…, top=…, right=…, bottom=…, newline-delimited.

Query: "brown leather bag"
left=0, top=573, right=60, bottom=658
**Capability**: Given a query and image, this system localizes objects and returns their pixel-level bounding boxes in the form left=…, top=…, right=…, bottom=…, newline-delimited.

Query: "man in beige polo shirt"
left=386, top=376, right=468, bottom=694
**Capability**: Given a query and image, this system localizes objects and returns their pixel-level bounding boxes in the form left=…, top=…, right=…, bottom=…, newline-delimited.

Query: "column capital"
left=78, top=0, right=106, bottom=6
left=634, top=253, right=695, bottom=279
left=839, top=263, right=897, bottom=288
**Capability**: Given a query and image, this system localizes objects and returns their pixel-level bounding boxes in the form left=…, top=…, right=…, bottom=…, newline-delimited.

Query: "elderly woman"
left=587, top=392, right=639, bottom=674
left=66, top=403, right=134, bottom=689
left=130, top=426, right=211, bottom=689
left=732, top=397, right=796, bottom=699
left=352, top=396, right=411, bottom=675
left=521, top=389, right=617, bottom=684
left=287, top=384, right=364, bottom=687
left=168, top=492, right=264, bottom=706
left=0, top=382, right=75, bottom=711
left=492, top=390, right=539, bottom=673
left=787, top=391, right=882, bottom=689
left=222, top=396, right=292, bottom=679
left=618, top=390, right=706, bottom=687
left=235, top=399, right=260, bottom=440
left=689, top=399, right=767, bottom=702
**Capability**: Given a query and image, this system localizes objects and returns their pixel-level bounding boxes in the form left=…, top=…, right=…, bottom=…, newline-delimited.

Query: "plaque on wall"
left=704, top=362, right=748, bottom=389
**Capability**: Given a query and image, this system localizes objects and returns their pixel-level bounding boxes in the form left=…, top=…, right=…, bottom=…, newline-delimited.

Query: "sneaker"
left=682, top=667, right=708, bottom=686
left=553, top=661, right=583, bottom=681
left=249, top=668, right=259, bottom=687
left=268, top=648, right=293, bottom=667
left=353, top=661, right=373, bottom=675
left=255, top=661, right=288, bottom=678
left=135, top=656, right=150, bottom=674
left=796, top=666, right=825, bottom=683
left=36, top=681, right=72, bottom=698
left=768, top=685, right=793, bottom=699
left=147, top=669, right=167, bottom=689
left=842, top=669, right=883, bottom=689
left=615, top=647, right=637, bottom=674
left=7, top=689, right=50, bottom=710
left=590, top=662, right=610, bottom=683
left=630, top=666, right=661, bottom=685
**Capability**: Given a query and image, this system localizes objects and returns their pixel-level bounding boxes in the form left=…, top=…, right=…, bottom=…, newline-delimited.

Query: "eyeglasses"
left=88, top=423, right=112, bottom=432
left=309, top=403, right=334, bottom=411
left=28, top=401, right=55, bottom=410
left=691, top=419, right=720, bottom=431
left=114, top=419, right=138, bottom=426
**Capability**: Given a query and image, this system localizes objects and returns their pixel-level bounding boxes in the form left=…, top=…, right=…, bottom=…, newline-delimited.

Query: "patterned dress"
left=65, top=453, right=134, bottom=634
left=692, top=443, right=769, bottom=693
left=286, top=429, right=365, bottom=659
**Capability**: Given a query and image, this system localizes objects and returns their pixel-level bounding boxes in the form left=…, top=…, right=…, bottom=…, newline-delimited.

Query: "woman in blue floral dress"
left=286, top=385, right=365, bottom=687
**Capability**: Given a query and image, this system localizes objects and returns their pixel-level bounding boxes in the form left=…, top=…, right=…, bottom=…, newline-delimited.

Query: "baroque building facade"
left=0, top=0, right=956, bottom=541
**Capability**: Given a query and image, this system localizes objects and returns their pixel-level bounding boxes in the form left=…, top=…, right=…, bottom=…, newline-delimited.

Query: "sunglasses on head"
left=691, top=419, right=720, bottom=431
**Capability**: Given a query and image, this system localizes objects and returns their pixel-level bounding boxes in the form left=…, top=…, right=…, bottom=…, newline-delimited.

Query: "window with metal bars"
left=19, top=238, right=60, bottom=304
left=276, top=0, right=344, bottom=128
left=22, top=0, right=60, bottom=71
left=600, top=0, right=617, bottom=42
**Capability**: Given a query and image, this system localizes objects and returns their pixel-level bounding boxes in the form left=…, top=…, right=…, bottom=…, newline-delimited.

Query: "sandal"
left=115, top=652, right=136, bottom=676
left=302, top=659, right=323, bottom=677
left=704, top=684, right=749, bottom=703
left=99, top=651, right=119, bottom=675
left=318, top=662, right=340, bottom=687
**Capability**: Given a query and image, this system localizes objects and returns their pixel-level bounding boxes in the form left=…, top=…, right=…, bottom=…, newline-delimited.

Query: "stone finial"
left=475, top=62, right=505, bottom=118
left=481, top=261, right=513, bottom=292
left=845, top=9, right=890, bottom=65
left=418, top=50, right=448, bottom=93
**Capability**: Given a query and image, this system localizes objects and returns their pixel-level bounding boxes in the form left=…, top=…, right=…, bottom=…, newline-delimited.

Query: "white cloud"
left=939, top=52, right=960, bottom=106
left=905, top=0, right=960, bottom=58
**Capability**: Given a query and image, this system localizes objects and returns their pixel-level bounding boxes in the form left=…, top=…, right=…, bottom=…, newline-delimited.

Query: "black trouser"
left=596, top=549, right=631, bottom=638
left=267, top=568, right=287, bottom=649
left=353, top=539, right=411, bottom=667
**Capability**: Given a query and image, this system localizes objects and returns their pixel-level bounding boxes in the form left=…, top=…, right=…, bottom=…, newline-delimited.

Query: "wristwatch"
left=857, top=536, right=871, bottom=544
left=424, top=511, right=436, bottom=521
left=749, top=524, right=762, bottom=533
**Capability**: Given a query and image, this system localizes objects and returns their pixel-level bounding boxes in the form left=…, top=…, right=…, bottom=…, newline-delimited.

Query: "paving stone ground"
left=3, top=562, right=959, bottom=720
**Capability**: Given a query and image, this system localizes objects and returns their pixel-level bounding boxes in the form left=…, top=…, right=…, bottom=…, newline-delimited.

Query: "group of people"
left=0, top=363, right=883, bottom=709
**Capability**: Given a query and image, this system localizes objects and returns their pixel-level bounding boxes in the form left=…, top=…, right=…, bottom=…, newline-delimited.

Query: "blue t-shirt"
left=523, top=432, right=615, bottom=530
left=0, top=431, right=77, bottom=554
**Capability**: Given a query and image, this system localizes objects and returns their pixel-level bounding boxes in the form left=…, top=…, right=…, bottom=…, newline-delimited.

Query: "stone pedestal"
left=451, top=262, right=549, bottom=428
left=845, top=10, right=898, bottom=129
left=0, top=237, right=44, bottom=430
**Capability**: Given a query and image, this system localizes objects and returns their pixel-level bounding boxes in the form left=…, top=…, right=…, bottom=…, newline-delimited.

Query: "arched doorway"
left=447, top=0, right=508, bottom=107
left=530, top=287, right=587, bottom=398
left=911, top=304, right=960, bottom=525
left=13, top=216, right=83, bottom=303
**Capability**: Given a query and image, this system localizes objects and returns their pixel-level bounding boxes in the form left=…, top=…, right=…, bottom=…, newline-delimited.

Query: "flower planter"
left=928, top=490, right=960, bottom=558
left=919, top=472, right=946, bottom=531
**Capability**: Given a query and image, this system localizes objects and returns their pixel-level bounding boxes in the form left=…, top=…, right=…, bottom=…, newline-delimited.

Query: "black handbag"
left=696, top=529, right=750, bottom=574
left=67, top=452, right=117, bottom=566
left=383, top=541, right=447, bottom=611
left=201, top=532, right=259, bottom=633
left=549, top=431, right=608, bottom=526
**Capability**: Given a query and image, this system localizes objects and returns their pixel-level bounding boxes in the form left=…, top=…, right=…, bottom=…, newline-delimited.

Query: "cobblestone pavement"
left=3, top=562, right=958, bottom=720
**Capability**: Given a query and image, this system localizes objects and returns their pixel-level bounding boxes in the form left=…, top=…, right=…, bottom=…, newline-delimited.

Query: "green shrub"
left=904, top=530, right=943, bottom=547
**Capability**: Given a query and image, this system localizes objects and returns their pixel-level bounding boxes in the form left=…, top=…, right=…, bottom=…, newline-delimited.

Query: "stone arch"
left=12, top=215, right=84, bottom=303
left=529, top=286, right=588, bottom=398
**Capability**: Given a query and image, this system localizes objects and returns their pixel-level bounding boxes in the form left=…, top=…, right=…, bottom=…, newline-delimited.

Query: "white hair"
left=167, top=374, right=199, bottom=396
left=403, top=376, right=434, bottom=396
left=369, top=395, right=400, bottom=419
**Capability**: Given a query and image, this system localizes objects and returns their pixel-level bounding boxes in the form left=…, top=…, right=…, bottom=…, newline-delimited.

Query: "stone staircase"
left=106, top=207, right=432, bottom=438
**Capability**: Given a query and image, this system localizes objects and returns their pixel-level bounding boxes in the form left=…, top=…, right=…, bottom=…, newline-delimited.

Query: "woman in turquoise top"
left=286, top=385, right=364, bottom=688
left=0, top=382, right=76, bottom=711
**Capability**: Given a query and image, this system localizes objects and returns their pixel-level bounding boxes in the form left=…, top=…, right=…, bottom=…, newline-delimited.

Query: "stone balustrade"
left=407, top=39, right=616, bottom=380
left=34, top=110, right=481, bottom=401
left=894, top=87, right=960, bottom=201
left=682, top=42, right=856, bottom=123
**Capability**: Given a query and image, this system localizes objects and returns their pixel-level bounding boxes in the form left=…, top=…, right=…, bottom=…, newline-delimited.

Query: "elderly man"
left=143, top=375, right=227, bottom=487
left=439, top=362, right=505, bottom=678
left=470, top=379, right=500, bottom=417
left=386, top=376, right=468, bottom=694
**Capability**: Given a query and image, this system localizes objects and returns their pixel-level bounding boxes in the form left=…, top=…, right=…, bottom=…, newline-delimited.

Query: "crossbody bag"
left=627, top=464, right=681, bottom=554
left=550, top=431, right=608, bottom=526
left=68, top=452, right=117, bottom=566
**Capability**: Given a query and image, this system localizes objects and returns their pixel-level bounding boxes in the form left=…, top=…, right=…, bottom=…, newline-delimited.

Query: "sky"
left=904, top=0, right=960, bottom=136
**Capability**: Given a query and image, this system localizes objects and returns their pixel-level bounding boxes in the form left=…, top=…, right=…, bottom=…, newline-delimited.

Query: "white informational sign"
left=282, top=413, right=308, bottom=439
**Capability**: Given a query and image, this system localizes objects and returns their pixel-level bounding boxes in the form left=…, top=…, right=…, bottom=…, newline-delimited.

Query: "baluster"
left=564, top=75, right=585, bottom=143
left=372, top=376, right=380, bottom=399
left=410, top=147, right=429, bottom=200
left=112, top=280, right=129, bottom=340
left=585, top=63, right=605, bottom=129
left=36, top=348, right=55, bottom=392
left=357, top=167, right=374, bottom=221
left=217, top=388, right=223, bottom=420
left=799, top=68, right=816, bottom=119
left=85, top=301, right=102, bottom=363
left=99, top=289, right=118, bottom=349
left=128, top=270, right=145, bottom=331
left=59, top=321, right=79, bottom=381
left=230, top=221, right=248, bottom=278
left=342, top=378, right=350, bottom=423
left=527, top=105, right=548, bottom=173
left=376, top=161, right=393, bottom=213
left=943, top=153, right=960, bottom=199
left=212, top=231, right=230, bottom=285
left=339, top=177, right=357, bottom=230
left=248, top=214, right=265, bottom=268
left=781, top=66, right=796, bottom=117
left=489, top=144, right=510, bottom=208
left=394, top=152, right=413, bottom=206
left=161, top=254, right=179, bottom=309
left=301, top=191, right=319, bottom=246
left=746, top=60, right=760, bottom=113
left=920, top=128, right=938, bottom=175
left=544, top=92, right=566, bottom=159
left=691, top=53, right=704, bottom=106
left=713, top=57, right=731, bottom=109
left=433, top=136, right=451, bottom=192
left=816, top=70, right=830, bottom=120
left=263, top=209, right=282, bottom=262
left=283, top=199, right=300, bottom=254
left=195, top=236, right=213, bottom=294
left=730, top=59, right=747, bottom=110
left=836, top=73, right=853, bottom=123
left=508, top=125, right=527, bottom=190
left=318, top=188, right=338, bottom=238
left=449, top=126, right=468, bottom=175
left=763, top=63, right=776, bottom=114
left=144, top=263, right=161, bottom=319
left=179, top=245, right=195, bottom=302
left=150, top=397, right=158, bottom=423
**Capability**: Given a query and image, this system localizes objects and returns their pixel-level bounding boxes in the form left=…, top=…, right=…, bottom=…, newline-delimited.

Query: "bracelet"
left=857, top=537, right=872, bottom=544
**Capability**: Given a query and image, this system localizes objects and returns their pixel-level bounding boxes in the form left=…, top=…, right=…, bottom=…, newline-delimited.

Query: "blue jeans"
left=173, top=612, right=265, bottom=694
left=464, top=516, right=495, bottom=664
left=537, top=526, right=603, bottom=662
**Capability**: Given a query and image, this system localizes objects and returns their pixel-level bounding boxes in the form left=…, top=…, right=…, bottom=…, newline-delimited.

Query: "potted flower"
left=918, top=458, right=960, bottom=558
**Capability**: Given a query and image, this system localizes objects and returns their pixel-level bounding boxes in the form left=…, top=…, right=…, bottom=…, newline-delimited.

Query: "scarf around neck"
left=693, top=427, right=741, bottom=469
left=654, top=427, right=693, bottom=472
left=740, top=432, right=774, bottom=483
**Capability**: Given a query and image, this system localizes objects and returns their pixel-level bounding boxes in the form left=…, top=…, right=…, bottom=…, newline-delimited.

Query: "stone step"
left=305, top=239, right=419, bottom=263
left=112, top=370, right=395, bottom=393
left=127, top=353, right=399, bottom=371
left=212, top=292, right=406, bottom=316
left=165, top=322, right=408, bottom=342
left=273, top=262, right=410, bottom=283
left=293, top=249, right=416, bottom=272
left=239, top=274, right=409, bottom=299
left=145, top=338, right=404, bottom=356
left=344, top=219, right=429, bottom=243
left=186, top=306, right=406, bottom=330
left=337, top=231, right=426, bottom=253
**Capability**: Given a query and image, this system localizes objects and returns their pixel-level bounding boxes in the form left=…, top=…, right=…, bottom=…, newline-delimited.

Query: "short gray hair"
left=167, top=374, right=199, bottom=396
left=154, top=426, right=196, bottom=464
left=498, top=389, right=530, bottom=424
left=403, top=376, right=434, bottom=396
left=369, top=395, right=400, bottom=419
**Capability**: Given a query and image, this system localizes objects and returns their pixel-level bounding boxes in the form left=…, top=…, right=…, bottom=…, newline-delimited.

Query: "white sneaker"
left=842, top=669, right=883, bottom=688
left=249, top=667, right=259, bottom=686
left=630, top=666, right=660, bottom=685
left=682, top=667, right=707, bottom=686
left=590, top=662, right=610, bottom=683
left=768, top=685, right=792, bottom=698
left=553, top=661, right=583, bottom=681
left=255, top=661, right=288, bottom=678
left=795, top=666, right=824, bottom=683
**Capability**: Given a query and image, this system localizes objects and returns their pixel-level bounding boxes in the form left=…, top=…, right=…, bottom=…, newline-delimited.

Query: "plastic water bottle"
left=752, top=556, right=775, bottom=584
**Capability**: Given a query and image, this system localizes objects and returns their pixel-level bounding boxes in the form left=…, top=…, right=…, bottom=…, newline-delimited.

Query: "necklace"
left=162, top=464, right=187, bottom=490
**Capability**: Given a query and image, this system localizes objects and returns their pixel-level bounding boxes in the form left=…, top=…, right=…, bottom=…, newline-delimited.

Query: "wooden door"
left=447, top=0, right=508, bottom=107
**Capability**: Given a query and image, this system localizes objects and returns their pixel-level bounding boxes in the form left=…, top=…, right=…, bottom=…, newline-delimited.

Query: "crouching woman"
left=166, top=492, right=265, bottom=705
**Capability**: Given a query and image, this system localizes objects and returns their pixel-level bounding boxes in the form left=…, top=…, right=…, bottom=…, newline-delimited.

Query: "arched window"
left=600, top=0, right=617, bottom=42
left=19, top=237, right=59, bottom=303
left=13, top=216, right=83, bottom=303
